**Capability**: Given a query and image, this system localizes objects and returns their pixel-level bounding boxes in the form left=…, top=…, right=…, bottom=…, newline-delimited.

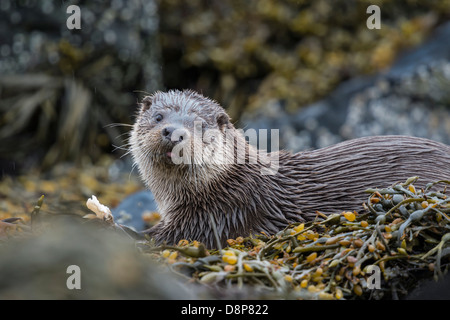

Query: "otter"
left=130, top=89, right=450, bottom=248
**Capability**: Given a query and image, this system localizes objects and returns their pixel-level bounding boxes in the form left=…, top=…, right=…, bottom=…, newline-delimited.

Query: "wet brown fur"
left=130, top=89, right=450, bottom=248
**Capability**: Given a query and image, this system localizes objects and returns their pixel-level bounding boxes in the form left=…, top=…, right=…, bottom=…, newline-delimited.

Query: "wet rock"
left=406, top=274, right=450, bottom=300
left=112, top=190, right=157, bottom=232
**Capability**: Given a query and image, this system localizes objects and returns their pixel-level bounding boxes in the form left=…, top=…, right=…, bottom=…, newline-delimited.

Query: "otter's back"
left=290, top=135, right=450, bottom=215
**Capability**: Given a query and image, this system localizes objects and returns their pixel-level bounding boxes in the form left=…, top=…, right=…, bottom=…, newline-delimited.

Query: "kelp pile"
left=1, top=176, right=449, bottom=299
left=140, top=177, right=450, bottom=299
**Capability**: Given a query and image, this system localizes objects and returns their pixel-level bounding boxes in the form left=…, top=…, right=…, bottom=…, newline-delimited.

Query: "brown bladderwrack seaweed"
left=143, top=177, right=450, bottom=300
left=130, top=89, right=450, bottom=249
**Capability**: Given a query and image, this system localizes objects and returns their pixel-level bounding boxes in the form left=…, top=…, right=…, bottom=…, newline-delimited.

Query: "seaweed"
left=142, top=177, right=450, bottom=299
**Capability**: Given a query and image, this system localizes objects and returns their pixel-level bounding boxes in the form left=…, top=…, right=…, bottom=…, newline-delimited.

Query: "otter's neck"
left=147, top=147, right=307, bottom=248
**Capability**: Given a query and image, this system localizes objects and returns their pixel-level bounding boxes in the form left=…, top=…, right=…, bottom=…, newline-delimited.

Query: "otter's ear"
left=140, top=96, right=153, bottom=112
left=216, top=112, right=231, bottom=131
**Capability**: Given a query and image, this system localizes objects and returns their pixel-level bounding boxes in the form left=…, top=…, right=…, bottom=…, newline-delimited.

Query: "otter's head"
left=130, top=90, right=235, bottom=190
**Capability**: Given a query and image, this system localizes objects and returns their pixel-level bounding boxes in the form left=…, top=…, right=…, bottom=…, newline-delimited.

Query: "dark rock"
left=0, top=0, right=162, bottom=90
left=406, top=274, right=450, bottom=300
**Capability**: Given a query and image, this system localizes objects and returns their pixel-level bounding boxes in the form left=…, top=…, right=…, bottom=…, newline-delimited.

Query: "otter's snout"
left=161, top=126, right=189, bottom=144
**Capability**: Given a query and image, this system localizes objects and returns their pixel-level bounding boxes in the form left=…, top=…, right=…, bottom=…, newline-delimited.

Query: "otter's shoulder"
left=306, top=135, right=449, bottom=153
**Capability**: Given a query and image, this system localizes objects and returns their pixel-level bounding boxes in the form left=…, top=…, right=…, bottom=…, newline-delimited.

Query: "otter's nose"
left=161, top=126, right=187, bottom=143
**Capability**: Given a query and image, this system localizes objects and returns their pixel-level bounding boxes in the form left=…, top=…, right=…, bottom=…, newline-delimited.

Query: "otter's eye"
left=194, top=122, right=203, bottom=131
left=154, top=114, right=163, bottom=122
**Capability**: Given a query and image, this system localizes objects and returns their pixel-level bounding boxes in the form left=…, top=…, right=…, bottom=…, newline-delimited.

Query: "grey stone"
left=112, top=190, right=157, bottom=232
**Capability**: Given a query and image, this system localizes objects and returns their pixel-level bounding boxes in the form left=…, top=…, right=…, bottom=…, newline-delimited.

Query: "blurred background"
left=0, top=0, right=449, bottom=218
